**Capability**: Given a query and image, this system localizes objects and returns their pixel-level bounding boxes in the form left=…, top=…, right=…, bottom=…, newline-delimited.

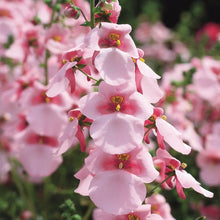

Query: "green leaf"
left=92, top=78, right=104, bottom=86
left=81, top=21, right=91, bottom=27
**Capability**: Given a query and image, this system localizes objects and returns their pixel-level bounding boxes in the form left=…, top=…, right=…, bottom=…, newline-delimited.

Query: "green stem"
left=79, top=8, right=89, bottom=22
left=44, top=49, right=50, bottom=85
left=10, top=159, right=37, bottom=217
left=146, top=172, right=175, bottom=197
left=90, top=0, right=95, bottom=29
left=75, top=66, right=99, bottom=82
left=82, top=201, right=95, bottom=220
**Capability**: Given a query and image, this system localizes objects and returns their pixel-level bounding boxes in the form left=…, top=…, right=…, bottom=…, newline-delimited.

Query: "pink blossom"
left=144, top=108, right=191, bottom=155
left=145, top=194, right=175, bottom=220
left=95, top=0, right=121, bottom=24
left=133, top=49, right=164, bottom=103
left=46, top=61, right=77, bottom=97
left=89, top=170, right=147, bottom=215
left=26, top=104, right=68, bottom=137
left=84, top=22, right=138, bottom=57
left=155, top=148, right=213, bottom=199
left=196, top=123, right=220, bottom=186
left=58, top=109, right=92, bottom=154
left=80, top=81, right=153, bottom=154
left=85, top=145, right=158, bottom=183
left=0, top=150, right=10, bottom=183
left=15, top=128, right=63, bottom=178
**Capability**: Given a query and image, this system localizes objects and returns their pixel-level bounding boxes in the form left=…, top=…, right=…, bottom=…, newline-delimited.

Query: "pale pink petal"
left=175, top=170, right=213, bottom=198
left=95, top=48, right=135, bottom=85
left=199, top=165, right=220, bottom=186
left=17, top=144, right=62, bottom=178
left=57, top=119, right=78, bottom=155
left=79, top=93, right=105, bottom=120
left=27, top=104, right=67, bottom=137
left=146, top=214, right=164, bottom=220
left=141, top=76, right=164, bottom=103
left=90, top=113, right=144, bottom=154
left=93, top=209, right=120, bottom=220
left=98, top=81, right=136, bottom=100
left=89, top=170, right=146, bottom=215
left=136, top=146, right=159, bottom=183
left=74, top=175, right=93, bottom=196
left=156, top=118, right=191, bottom=155
left=46, top=62, right=76, bottom=97
left=137, top=60, right=160, bottom=79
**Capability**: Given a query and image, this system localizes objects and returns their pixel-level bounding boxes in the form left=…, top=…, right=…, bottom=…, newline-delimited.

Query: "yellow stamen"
left=128, top=214, right=140, bottom=220
left=118, top=162, right=123, bottom=169
left=0, top=9, right=9, bottom=17
left=116, top=39, right=121, bottom=46
left=109, top=33, right=120, bottom=41
left=132, top=58, right=137, bottom=64
left=39, top=138, right=43, bottom=144
left=117, top=153, right=130, bottom=161
left=181, top=162, right=187, bottom=169
left=140, top=58, right=145, bottom=63
left=62, top=59, right=67, bottom=64
left=168, top=163, right=176, bottom=171
left=161, top=115, right=167, bottom=120
left=116, top=104, right=120, bottom=111
left=69, top=117, right=74, bottom=122
left=71, top=57, right=75, bottom=62
left=45, top=97, right=50, bottom=103
left=52, top=35, right=61, bottom=42
left=111, top=96, right=123, bottom=104
left=151, top=204, right=159, bottom=213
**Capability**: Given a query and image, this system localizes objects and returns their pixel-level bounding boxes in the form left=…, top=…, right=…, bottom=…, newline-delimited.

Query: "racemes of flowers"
left=0, top=0, right=214, bottom=219
left=45, top=0, right=214, bottom=219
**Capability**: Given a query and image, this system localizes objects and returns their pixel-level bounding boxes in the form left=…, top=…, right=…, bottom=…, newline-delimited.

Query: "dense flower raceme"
left=134, top=21, right=190, bottom=63
left=158, top=57, right=220, bottom=185
left=0, top=0, right=215, bottom=219
left=0, top=0, right=90, bottom=181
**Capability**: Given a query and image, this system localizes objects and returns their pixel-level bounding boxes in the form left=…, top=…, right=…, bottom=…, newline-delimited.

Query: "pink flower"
left=84, top=22, right=138, bottom=57
left=89, top=170, right=147, bottom=215
left=155, top=148, right=213, bottom=199
left=75, top=145, right=158, bottom=215
left=144, top=108, right=191, bottom=155
left=58, top=109, right=92, bottom=154
left=26, top=103, right=68, bottom=137
left=196, top=123, right=220, bottom=186
left=80, top=81, right=153, bottom=154
left=93, top=205, right=163, bottom=220
left=95, top=0, right=121, bottom=24
left=15, top=128, right=63, bottom=178
left=85, top=145, right=158, bottom=183
left=0, top=150, right=10, bottom=183
left=46, top=61, right=77, bottom=97
left=196, top=22, right=220, bottom=48
left=133, top=49, right=164, bottom=104
left=145, top=194, right=175, bottom=220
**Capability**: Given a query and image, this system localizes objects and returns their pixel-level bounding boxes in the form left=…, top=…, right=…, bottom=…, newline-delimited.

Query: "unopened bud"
left=102, top=2, right=114, bottom=11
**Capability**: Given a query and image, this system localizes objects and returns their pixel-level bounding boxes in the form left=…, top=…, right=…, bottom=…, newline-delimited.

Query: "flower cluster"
left=0, top=0, right=216, bottom=219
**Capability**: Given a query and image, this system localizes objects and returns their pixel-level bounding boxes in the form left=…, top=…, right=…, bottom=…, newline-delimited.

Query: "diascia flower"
left=154, top=148, right=213, bottom=199
left=75, top=145, right=158, bottom=215
left=84, top=22, right=139, bottom=57
left=79, top=81, right=153, bottom=154
left=144, top=107, right=191, bottom=155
